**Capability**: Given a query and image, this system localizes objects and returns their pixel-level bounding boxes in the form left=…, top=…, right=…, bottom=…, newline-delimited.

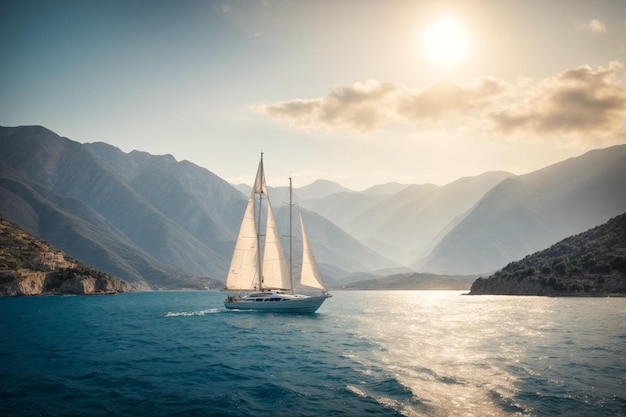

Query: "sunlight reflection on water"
left=342, top=291, right=623, bottom=417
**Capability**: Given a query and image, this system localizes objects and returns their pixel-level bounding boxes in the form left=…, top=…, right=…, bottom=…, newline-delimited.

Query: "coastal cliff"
left=0, top=218, right=134, bottom=296
left=469, top=213, right=626, bottom=296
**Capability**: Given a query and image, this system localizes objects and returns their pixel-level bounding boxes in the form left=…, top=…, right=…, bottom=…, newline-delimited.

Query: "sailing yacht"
left=224, top=154, right=331, bottom=313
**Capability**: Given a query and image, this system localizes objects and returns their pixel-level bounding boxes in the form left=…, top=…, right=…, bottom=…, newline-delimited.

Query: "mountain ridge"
left=421, top=144, right=626, bottom=274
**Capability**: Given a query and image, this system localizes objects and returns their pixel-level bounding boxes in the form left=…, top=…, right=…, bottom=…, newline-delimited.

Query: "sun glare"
left=423, top=16, right=468, bottom=65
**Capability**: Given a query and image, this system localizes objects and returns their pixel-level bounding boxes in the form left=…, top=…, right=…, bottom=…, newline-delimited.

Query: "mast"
left=257, top=152, right=264, bottom=290
left=289, top=177, right=294, bottom=294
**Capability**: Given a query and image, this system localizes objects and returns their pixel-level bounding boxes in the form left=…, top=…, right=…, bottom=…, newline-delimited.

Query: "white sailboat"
left=224, top=153, right=331, bottom=313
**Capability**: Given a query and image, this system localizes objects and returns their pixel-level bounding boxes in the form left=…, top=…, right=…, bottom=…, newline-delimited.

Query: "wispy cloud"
left=580, top=18, right=607, bottom=33
left=254, top=78, right=507, bottom=132
left=490, top=62, right=626, bottom=141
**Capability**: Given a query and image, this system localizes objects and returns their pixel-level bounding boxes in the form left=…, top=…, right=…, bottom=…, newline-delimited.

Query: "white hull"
left=224, top=291, right=331, bottom=313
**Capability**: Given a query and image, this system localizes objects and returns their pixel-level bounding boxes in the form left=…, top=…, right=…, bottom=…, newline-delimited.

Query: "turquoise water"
left=1, top=291, right=624, bottom=416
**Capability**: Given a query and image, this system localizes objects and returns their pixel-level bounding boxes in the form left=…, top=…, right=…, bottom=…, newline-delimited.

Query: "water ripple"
left=1, top=291, right=624, bottom=417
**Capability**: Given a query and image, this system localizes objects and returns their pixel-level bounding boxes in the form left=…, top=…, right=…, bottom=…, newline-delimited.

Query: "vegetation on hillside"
left=0, top=217, right=133, bottom=295
left=470, top=212, right=626, bottom=295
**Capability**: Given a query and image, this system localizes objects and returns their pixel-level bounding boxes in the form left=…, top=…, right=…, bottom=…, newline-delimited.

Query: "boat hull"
left=224, top=294, right=330, bottom=313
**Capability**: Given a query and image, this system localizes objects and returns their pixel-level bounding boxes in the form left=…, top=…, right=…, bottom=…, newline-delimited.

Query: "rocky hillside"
left=0, top=217, right=134, bottom=296
left=470, top=212, right=626, bottom=296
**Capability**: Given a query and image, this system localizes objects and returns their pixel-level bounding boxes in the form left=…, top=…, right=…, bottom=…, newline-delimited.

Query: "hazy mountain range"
left=1, top=125, right=625, bottom=289
left=420, top=145, right=626, bottom=274
left=299, top=171, right=513, bottom=265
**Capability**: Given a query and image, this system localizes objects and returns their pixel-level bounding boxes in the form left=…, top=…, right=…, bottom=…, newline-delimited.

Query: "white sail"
left=261, top=200, right=291, bottom=290
left=299, top=212, right=326, bottom=290
left=253, top=156, right=266, bottom=195
left=225, top=188, right=260, bottom=290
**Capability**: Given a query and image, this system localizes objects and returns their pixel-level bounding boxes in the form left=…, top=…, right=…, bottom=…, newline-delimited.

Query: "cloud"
left=254, top=80, right=397, bottom=131
left=255, top=62, right=626, bottom=142
left=580, top=18, right=607, bottom=33
left=490, top=62, right=626, bottom=140
left=396, top=78, right=507, bottom=122
left=255, top=78, right=507, bottom=132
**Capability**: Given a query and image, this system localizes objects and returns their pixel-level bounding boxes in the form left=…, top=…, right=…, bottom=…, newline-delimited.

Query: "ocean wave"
left=345, top=383, right=423, bottom=417
left=164, top=308, right=221, bottom=317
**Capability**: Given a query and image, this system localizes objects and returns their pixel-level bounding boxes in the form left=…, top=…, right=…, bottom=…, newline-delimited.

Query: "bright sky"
left=1, top=0, right=625, bottom=190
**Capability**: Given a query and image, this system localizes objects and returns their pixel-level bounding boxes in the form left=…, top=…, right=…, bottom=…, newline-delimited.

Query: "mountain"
left=422, top=145, right=626, bottom=274
left=343, top=272, right=477, bottom=290
left=0, top=126, right=229, bottom=289
left=0, top=125, right=396, bottom=288
left=469, top=212, right=626, bottom=295
left=274, top=206, right=397, bottom=285
left=0, top=217, right=134, bottom=296
left=293, top=179, right=353, bottom=200
left=0, top=156, right=189, bottom=289
left=83, top=142, right=243, bottom=266
left=361, top=182, right=410, bottom=196
left=301, top=171, right=513, bottom=265
left=233, top=179, right=352, bottom=203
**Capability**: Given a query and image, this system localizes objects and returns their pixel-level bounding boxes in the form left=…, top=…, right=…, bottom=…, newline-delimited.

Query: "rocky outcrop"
left=43, top=270, right=134, bottom=294
left=0, top=270, right=134, bottom=296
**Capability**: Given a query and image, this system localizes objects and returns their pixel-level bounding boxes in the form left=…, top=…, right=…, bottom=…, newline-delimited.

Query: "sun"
left=423, top=16, right=468, bottom=65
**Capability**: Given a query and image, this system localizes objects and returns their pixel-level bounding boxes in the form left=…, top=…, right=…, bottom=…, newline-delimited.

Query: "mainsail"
left=225, top=186, right=259, bottom=290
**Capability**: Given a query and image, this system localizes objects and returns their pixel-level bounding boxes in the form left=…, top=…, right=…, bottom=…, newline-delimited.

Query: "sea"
left=1, top=291, right=624, bottom=417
